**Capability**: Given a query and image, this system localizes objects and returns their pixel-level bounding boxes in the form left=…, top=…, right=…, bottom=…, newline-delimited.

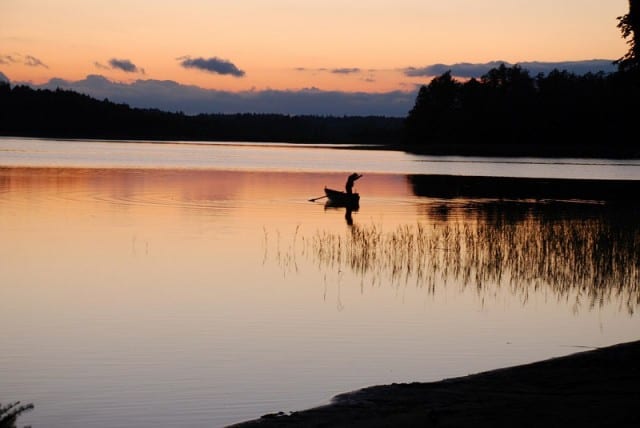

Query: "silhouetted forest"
left=1, top=66, right=639, bottom=156
left=1, top=67, right=638, bottom=157
left=0, top=82, right=402, bottom=145
left=404, top=65, right=640, bottom=157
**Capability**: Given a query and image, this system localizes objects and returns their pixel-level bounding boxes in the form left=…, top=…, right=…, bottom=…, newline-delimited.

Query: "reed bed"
left=265, top=213, right=640, bottom=313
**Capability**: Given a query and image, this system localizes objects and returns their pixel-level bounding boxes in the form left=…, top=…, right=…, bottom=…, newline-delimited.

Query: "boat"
left=324, top=187, right=360, bottom=207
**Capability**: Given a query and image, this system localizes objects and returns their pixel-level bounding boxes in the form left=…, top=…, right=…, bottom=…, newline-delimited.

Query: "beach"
left=230, top=339, right=640, bottom=427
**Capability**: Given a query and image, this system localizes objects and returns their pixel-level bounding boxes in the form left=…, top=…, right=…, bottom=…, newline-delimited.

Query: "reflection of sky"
left=1, top=166, right=639, bottom=428
left=2, top=138, right=640, bottom=179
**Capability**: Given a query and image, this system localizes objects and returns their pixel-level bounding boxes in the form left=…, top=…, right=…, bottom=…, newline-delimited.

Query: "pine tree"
left=616, top=0, right=640, bottom=71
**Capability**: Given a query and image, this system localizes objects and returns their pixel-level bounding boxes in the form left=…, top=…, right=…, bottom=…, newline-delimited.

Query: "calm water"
left=1, top=137, right=639, bottom=427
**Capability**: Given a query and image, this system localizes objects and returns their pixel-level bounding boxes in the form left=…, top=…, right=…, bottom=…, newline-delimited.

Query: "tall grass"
left=267, top=212, right=640, bottom=313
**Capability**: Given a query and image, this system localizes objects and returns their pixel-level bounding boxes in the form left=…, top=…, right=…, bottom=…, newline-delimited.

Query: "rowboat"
left=324, top=187, right=360, bottom=206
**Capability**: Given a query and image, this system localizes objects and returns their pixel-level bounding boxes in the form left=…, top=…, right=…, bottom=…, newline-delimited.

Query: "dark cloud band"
left=29, top=74, right=412, bottom=116
left=405, top=60, right=616, bottom=78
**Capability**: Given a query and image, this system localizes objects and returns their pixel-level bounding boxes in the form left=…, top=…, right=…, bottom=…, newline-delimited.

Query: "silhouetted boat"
left=324, top=187, right=360, bottom=206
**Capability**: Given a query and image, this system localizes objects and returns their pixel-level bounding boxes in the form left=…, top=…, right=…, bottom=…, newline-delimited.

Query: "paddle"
left=308, top=195, right=328, bottom=202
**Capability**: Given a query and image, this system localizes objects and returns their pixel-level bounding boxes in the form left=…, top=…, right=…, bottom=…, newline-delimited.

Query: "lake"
left=1, top=137, right=639, bottom=427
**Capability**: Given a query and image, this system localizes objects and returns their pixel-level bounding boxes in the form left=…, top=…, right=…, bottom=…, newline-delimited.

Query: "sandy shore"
left=229, top=339, right=640, bottom=427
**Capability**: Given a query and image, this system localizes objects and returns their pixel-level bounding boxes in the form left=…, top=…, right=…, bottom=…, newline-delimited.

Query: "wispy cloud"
left=404, top=60, right=616, bottom=78
left=178, top=56, right=245, bottom=77
left=296, top=67, right=365, bottom=76
left=1, top=53, right=48, bottom=68
left=30, top=74, right=414, bottom=116
left=0, top=55, right=17, bottom=65
left=331, top=68, right=361, bottom=74
left=24, top=55, right=48, bottom=68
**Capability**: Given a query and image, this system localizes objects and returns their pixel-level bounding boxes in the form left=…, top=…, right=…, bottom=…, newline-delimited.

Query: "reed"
left=276, top=213, right=640, bottom=313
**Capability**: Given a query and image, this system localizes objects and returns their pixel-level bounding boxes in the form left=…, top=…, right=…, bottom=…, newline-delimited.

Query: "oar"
left=308, top=195, right=328, bottom=202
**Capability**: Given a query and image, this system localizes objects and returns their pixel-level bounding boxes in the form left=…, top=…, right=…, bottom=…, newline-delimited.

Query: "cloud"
left=294, top=67, right=376, bottom=84
left=0, top=55, right=17, bottom=65
left=1, top=53, right=48, bottom=68
left=515, top=60, right=617, bottom=75
left=108, top=58, right=143, bottom=74
left=179, top=56, right=245, bottom=77
left=296, top=67, right=366, bottom=76
left=331, top=68, right=361, bottom=74
left=29, top=74, right=414, bottom=116
left=405, top=61, right=505, bottom=78
left=404, top=59, right=617, bottom=78
left=94, top=59, right=145, bottom=74
left=24, top=55, right=48, bottom=68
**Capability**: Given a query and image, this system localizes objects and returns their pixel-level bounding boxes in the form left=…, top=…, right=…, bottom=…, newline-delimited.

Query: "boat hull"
left=324, top=187, right=360, bottom=206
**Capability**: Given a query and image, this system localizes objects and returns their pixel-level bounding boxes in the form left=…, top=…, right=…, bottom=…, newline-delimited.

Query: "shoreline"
left=229, top=339, right=640, bottom=427
left=2, top=134, right=639, bottom=160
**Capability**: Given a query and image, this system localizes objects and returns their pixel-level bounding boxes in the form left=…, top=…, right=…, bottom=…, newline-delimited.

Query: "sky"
left=0, top=0, right=631, bottom=116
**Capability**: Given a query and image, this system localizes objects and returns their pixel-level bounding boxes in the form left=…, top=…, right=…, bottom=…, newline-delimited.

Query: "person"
left=345, top=173, right=362, bottom=194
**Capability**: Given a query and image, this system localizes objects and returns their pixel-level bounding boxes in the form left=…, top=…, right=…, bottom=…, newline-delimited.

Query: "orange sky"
left=0, top=0, right=630, bottom=92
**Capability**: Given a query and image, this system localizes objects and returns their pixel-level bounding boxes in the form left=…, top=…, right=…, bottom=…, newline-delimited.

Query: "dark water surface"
left=1, top=138, right=639, bottom=427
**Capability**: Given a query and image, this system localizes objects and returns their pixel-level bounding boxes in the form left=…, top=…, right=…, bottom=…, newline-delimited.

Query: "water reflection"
left=3, top=158, right=639, bottom=428
left=280, top=201, right=640, bottom=314
left=407, top=174, right=640, bottom=201
left=324, top=201, right=359, bottom=226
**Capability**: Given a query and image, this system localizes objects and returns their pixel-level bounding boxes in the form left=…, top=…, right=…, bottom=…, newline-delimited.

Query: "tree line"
left=2, top=67, right=637, bottom=156
left=0, top=83, right=403, bottom=145
left=403, top=65, right=639, bottom=157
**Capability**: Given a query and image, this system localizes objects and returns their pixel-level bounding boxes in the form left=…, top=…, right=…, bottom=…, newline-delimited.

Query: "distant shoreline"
left=2, top=134, right=639, bottom=160
left=3, top=67, right=639, bottom=160
left=229, top=339, right=640, bottom=427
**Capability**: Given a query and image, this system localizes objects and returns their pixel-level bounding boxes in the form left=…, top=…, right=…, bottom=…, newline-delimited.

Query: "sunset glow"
left=1, top=0, right=629, bottom=92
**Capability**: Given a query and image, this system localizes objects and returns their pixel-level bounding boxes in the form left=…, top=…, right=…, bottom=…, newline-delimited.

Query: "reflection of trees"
left=407, top=174, right=640, bottom=202
left=300, top=203, right=640, bottom=314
